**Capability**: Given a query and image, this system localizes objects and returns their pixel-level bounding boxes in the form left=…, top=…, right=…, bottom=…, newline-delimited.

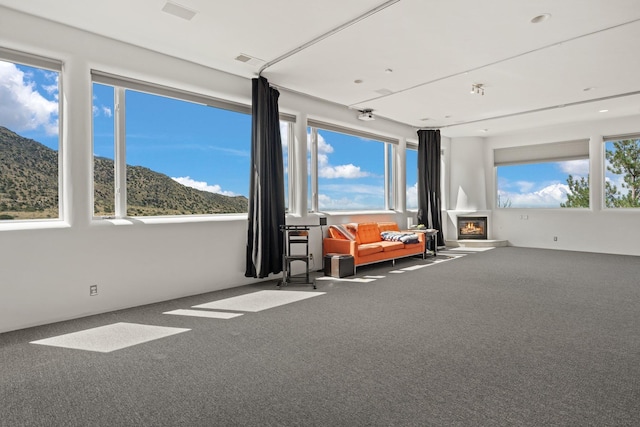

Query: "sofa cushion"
left=357, top=222, right=382, bottom=244
left=378, top=222, right=400, bottom=233
left=358, top=243, right=383, bottom=257
left=328, top=224, right=356, bottom=240
left=380, top=231, right=420, bottom=244
left=378, top=241, right=405, bottom=252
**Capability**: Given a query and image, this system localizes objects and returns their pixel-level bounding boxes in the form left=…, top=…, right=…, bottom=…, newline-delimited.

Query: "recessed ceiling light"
left=583, top=87, right=596, bottom=92
left=162, top=1, right=197, bottom=21
left=375, top=88, right=393, bottom=96
left=420, top=117, right=430, bottom=121
left=599, top=109, right=609, bottom=113
left=354, top=79, right=364, bottom=84
left=479, top=129, right=489, bottom=133
left=384, top=68, right=393, bottom=74
left=531, top=13, right=551, bottom=24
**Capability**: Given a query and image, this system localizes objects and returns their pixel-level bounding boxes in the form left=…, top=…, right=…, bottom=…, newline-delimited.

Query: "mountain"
left=0, top=126, right=248, bottom=219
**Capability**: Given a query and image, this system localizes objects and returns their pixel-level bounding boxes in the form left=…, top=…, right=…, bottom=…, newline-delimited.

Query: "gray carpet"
left=1, top=247, right=639, bottom=426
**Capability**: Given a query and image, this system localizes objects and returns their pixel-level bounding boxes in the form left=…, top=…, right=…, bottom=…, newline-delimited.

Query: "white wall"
left=0, top=7, right=416, bottom=333
left=448, top=137, right=488, bottom=212
left=448, top=115, right=640, bottom=255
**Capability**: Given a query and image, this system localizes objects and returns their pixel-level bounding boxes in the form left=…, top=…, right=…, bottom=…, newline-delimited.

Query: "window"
left=281, top=121, right=292, bottom=212
left=92, top=72, right=252, bottom=217
left=93, top=83, right=115, bottom=216
left=406, top=146, right=418, bottom=210
left=494, top=140, right=590, bottom=208
left=604, top=135, right=640, bottom=208
left=0, top=49, right=61, bottom=221
left=307, top=121, right=394, bottom=211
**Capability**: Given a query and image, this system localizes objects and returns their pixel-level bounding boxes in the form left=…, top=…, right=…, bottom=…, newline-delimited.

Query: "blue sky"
left=0, top=60, right=623, bottom=210
left=497, top=159, right=589, bottom=208
left=0, top=61, right=59, bottom=149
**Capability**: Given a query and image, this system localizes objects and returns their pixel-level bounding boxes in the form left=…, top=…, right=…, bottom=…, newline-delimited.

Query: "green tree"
left=606, top=139, right=640, bottom=207
left=561, top=174, right=590, bottom=207
left=605, top=180, right=621, bottom=208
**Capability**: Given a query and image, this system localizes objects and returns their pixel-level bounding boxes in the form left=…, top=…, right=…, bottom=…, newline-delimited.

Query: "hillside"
left=0, top=126, right=248, bottom=219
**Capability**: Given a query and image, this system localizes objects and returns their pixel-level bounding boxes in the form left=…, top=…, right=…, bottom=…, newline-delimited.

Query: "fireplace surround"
left=457, top=216, right=487, bottom=240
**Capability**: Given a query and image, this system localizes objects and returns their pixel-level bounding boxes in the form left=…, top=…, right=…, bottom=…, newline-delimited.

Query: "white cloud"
left=318, top=183, right=385, bottom=210
left=318, top=193, right=369, bottom=210
left=280, top=121, right=288, bottom=150
left=406, top=182, right=418, bottom=208
left=92, top=105, right=113, bottom=117
left=500, top=182, right=570, bottom=208
left=516, top=181, right=535, bottom=193
left=172, top=176, right=237, bottom=196
left=319, top=163, right=369, bottom=179
left=558, top=159, right=589, bottom=176
left=308, top=131, right=369, bottom=179
left=0, top=61, right=58, bottom=135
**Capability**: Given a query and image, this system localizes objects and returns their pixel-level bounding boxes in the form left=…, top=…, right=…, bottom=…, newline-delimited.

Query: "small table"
left=410, top=228, right=438, bottom=258
left=279, top=224, right=320, bottom=289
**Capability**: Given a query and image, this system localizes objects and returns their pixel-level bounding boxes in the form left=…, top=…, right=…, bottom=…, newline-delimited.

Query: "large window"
left=406, top=146, right=418, bottom=210
left=604, top=136, right=640, bottom=208
left=495, top=140, right=590, bottom=208
left=307, top=122, right=394, bottom=211
left=0, top=49, right=61, bottom=221
left=92, top=73, right=252, bottom=218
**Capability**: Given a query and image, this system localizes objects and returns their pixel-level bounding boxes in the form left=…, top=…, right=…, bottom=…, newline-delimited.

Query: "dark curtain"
left=245, top=76, right=285, bottom=278
left=417, top=129, right=444, bottom=246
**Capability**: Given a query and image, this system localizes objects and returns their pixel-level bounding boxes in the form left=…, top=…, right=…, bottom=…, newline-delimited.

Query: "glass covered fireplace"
left=457, top=216, right=488, bottom=240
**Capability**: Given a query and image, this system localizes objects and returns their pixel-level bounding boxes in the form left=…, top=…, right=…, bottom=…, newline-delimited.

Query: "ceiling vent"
left=235, top=53, right=264, bottom=66
left=161, top=1, right=197, bottom=21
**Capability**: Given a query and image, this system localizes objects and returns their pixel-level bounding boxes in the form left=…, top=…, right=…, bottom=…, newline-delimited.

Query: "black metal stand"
left=279, top=225, right=316, bottom=289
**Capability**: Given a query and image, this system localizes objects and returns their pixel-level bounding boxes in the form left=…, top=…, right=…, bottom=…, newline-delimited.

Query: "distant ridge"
left=0, top=126, right=248, bottom=219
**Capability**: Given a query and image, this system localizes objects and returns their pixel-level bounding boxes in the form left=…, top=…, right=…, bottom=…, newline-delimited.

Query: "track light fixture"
left=470, top=83, right=485, bottom=96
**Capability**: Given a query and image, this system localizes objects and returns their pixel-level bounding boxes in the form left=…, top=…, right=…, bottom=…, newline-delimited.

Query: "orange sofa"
left=323, top=221, right=425, bottom=269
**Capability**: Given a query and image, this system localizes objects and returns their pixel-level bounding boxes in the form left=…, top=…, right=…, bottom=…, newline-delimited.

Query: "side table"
left=410, top=228, right=438, bottom=258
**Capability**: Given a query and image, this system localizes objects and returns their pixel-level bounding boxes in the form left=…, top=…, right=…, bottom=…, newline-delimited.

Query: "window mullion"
left=384, top=143, right=391, bottom=210
left=310, top=127, right=318, bottom=212
left=114, top=87, right=127, bottom=218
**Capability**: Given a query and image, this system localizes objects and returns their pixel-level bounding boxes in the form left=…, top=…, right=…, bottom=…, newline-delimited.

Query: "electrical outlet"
left=309, top=253, right=313, bottom=261
left=553, top=236, right=558, bottom=241
left=90, top=285, right=98, bottom=296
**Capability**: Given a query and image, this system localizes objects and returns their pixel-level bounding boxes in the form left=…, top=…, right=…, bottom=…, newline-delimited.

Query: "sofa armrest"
left=323, top=238, right=357, bottom=257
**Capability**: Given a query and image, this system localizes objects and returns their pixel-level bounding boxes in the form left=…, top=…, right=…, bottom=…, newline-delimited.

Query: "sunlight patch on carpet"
left=164, top=309, right=243, bottom=319
left=448, top=247, right=495, bottom=252
left=401, top=264, right=429, bottom=271
left=193, top=290, right=325, bottom=312
left=30, top=322, right=190, bottom=353
left=316, top=277, right=377, bottom=283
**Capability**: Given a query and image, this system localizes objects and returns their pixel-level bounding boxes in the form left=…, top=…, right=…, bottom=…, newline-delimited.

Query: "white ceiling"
left=2, top=0, right=640, bottom=137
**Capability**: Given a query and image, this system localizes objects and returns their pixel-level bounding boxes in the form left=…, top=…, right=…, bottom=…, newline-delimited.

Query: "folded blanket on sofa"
left=380, top=231, right=420, bottom=244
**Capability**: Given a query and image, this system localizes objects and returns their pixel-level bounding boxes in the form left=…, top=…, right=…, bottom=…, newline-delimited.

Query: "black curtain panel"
left=417, top=129, right=444, bottom=246
left=245, top=76, right=285, bottom=278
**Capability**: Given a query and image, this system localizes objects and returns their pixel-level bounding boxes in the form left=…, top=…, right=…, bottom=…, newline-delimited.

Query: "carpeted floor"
left=1, top=247, right=639, bottom=426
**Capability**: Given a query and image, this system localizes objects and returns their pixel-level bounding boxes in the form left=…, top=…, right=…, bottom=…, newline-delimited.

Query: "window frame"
left=91, top=71, right=300, bottom=220
left=405, top=143, right=419, bottom=211
left=494, top=140, right=590, bottom=209
left=0, top=47, right=63, bottom=223
left=307, top=120, right=396, bottom=213
left=602, top=133, right=640, bottom=210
